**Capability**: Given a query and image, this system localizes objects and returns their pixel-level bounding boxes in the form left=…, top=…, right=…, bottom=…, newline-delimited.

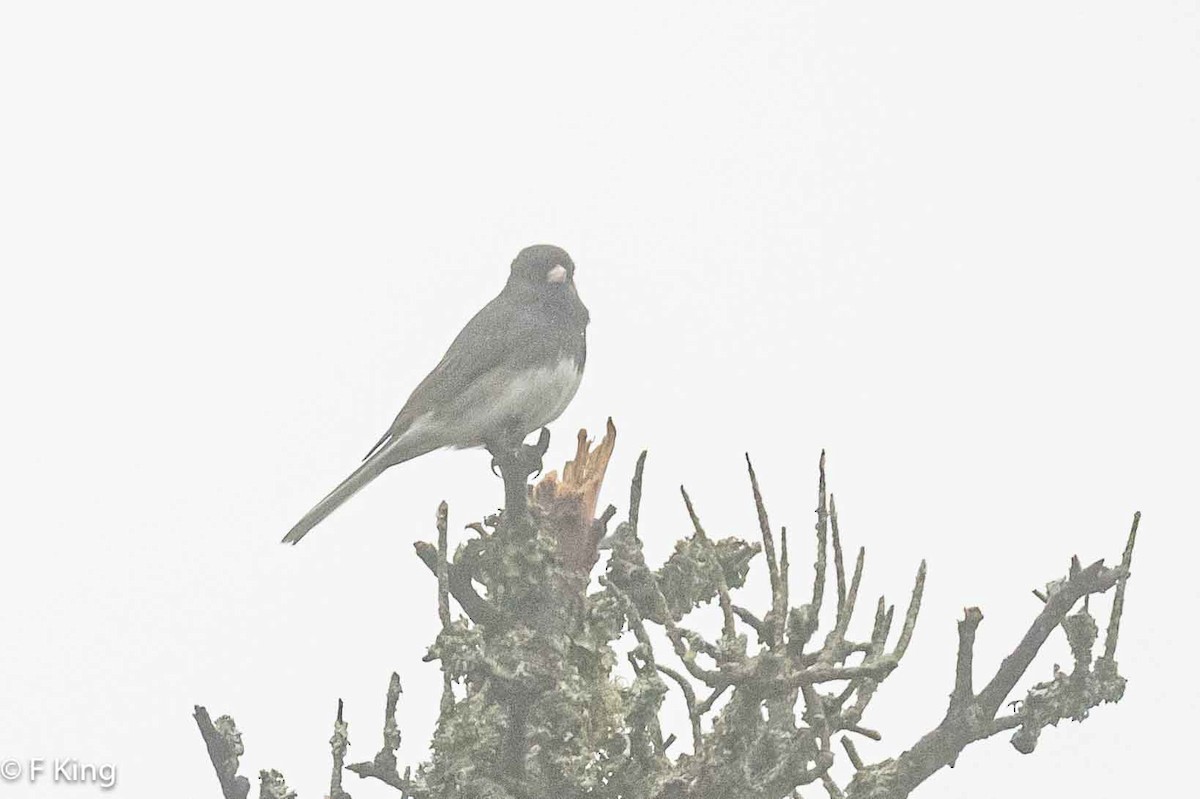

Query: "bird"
left=282, top=244, right=589, bottom=544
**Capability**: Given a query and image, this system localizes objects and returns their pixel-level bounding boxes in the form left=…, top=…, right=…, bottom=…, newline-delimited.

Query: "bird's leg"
left=485, top=427, right=552, bottom=523
left=487, top=428, right=550, bottom=479
left=487, top=433, right=518, bottom=478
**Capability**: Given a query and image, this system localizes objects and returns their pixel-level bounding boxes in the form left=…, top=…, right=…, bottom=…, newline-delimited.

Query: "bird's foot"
left=487, top=428, right=551, bottom=525
left=488, top=428, right=550, bottom=482
left=514, top=427, right=551, bottom=479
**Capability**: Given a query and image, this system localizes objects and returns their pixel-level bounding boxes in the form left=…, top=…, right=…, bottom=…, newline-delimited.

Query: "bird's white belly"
left=492, top=358, right=582, bottom=430
left=403, top=358, right=582, bottom=451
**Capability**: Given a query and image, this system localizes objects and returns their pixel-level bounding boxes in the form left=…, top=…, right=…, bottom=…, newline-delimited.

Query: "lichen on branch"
left=195, top=422, right=1139, bottom=799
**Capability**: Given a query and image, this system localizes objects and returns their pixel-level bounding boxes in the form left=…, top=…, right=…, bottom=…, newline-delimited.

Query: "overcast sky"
left=1, top=2, right=1196, bottom=797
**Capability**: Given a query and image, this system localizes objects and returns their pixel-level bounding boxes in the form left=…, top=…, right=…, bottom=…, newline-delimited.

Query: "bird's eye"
left=546, top=265, right=568, bottom=283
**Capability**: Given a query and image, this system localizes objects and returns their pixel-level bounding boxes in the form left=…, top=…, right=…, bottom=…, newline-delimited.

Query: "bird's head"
left=506, top=244, right=588, bottom=323
left=508, top=244, right=577, bottom=291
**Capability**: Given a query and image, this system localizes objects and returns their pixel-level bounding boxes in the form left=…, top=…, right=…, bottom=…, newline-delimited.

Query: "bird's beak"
left=547, top=265, right=568, bottom=284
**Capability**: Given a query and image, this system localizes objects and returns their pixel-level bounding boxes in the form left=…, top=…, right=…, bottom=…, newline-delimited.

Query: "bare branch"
left=414, top=541, right=500, bottom=627
left=434, top=502, right=455, bottom=717
left=840, top=736, right=865, bottom=771
left=193, top=706, right=251, bottom=799
left=820, top=546, right=865, bottom=665
left=696, top=683, right=730, bottom=715
left=892, top=560, right=926, bottom=660
left=841, top=598, right=894, bottom=725
left=830, top=494, right=847, bottom=621
left=812, top=451, right=828, bottom=616
left=732, top=604, right=768, bottom=642
left=953, top=608, right=984, bottom=707
left=847, top=537, right=1136, bottom=799
left=329, top=699, right=351, bottom=799
left=800, top=682, right=834, bottom=763
left=1103, top=511, right=1140, bottom=662
left=681, top=486, right=738, bottom=642
left=661, top=616, right=726, bottom=685
left=603, top=577, right=657, bottom=667
left=779, top=524, right=791, bottom=646
left=347, top=673, right=424, bottom=797
left=656, top=663, right=702, bottom=751
left=844, top=724, right=881, bottom=741
left=786, top=660, right=899, bottom=688
left=436, top=502, right=450, bottom=630
left=746, top=454, right=780, bottom=595
left=976, top=558, right=1124, bottom=717
left=630, top=450, right=648, bottom=533
left=603, top=577, right=670, bottom=757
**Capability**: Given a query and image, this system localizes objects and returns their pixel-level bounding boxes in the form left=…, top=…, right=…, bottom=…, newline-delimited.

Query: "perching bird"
left=282, top=244, right=589, bottom=544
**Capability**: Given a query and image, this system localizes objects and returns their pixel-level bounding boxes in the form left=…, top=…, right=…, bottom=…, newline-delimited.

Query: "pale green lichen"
left=197, top=450, right=1138, bottom=799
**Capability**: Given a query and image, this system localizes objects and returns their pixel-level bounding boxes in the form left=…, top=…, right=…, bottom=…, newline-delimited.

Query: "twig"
left=414, top=541, right=501, bottom=627
left=656, top=663, right=702, bottom=751
left=347, top=673, right=424, bottom=797
left=843, top=724, right=881, bottom=741
left=785, top=661, right=899, bottom=689
left=435, top=502, right=454, bottom=717
left=436, top=503, right=450, bottom=630
left=596, top=503, right=618, bottom=531
left=630, top=450, right=647, bottom=533
left=892, top=561, right=926, bottom=660
left=830, top=494, right=847, bottom=622
left=820, top=546, right=864, bottom=665
left=800, top=682, right=835, bottom=780
left=1102, top=511, right=1140, bottom=662
left=603, top=577, right=657, bottom=667
left=696, top=683, right=729, bottom=715
left=990, top=713, right=1023, bottom=733
left=779, top=524, right=791, bottom=647
left=604, top=576, right=670, bottom=756
left=840, top=736, right=864, bottom=771
left=329, top=699, right=351, bottom=799
left=822, top=774, right=846, bottom=799
left=812, top=451, right=828, bottom=617
left=746, top=454, right=780, bottom=596
left=732, top=605, right=768, bottom=642
left=681, top=486, right=738, bottom=642
left=952, top=608, right=984, bottom=707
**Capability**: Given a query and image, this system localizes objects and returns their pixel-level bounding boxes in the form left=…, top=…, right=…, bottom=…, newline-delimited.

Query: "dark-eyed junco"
left=282, top=244, right=589, bottom=544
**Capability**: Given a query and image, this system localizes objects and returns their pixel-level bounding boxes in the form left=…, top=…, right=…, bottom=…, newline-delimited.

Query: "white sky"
left=1, top=2, right=1196, bottom=797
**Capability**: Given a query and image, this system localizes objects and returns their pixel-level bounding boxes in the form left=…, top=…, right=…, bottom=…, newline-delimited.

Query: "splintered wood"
left=533, top=418, right=617, bottom=573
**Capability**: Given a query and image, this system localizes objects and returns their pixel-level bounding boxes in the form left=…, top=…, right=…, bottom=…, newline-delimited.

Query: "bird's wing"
left=287, top=297, right=529, bottom=543
left=363, top=292, right=555, bottom=460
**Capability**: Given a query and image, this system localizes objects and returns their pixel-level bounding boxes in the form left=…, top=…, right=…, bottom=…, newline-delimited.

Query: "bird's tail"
left=281, top=454, right=390, bottom=545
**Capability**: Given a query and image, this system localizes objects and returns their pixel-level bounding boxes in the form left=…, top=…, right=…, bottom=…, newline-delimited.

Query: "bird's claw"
left=514, top=443, right=544, bottom=480
left=488, top=428, right=552, bottom=480
left=520, top=428, right=551, bottom=477
left=534, top=427, right=550, bottom=456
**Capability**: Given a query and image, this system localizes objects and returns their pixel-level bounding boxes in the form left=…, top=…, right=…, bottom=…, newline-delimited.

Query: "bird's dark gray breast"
left=506, top=294, right=588, bottom=372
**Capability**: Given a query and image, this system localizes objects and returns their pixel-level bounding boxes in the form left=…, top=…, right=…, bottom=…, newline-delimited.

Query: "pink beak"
left=547, top=265, right=568, bottom=283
